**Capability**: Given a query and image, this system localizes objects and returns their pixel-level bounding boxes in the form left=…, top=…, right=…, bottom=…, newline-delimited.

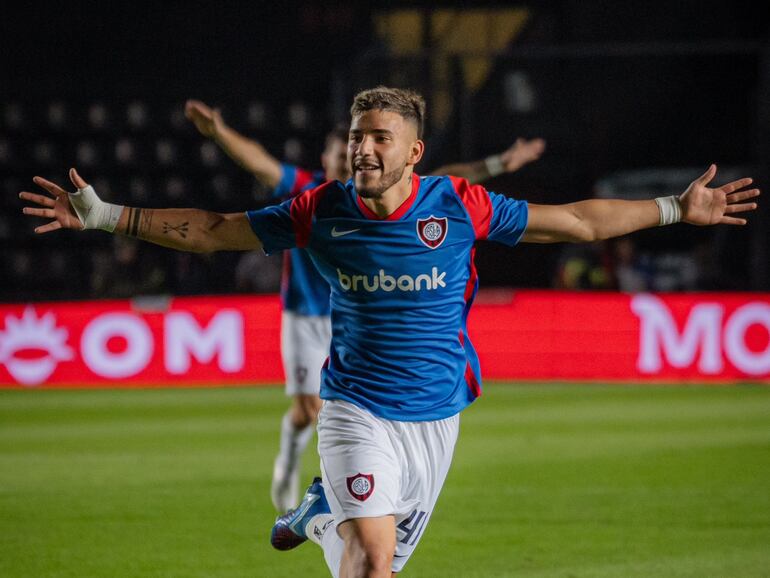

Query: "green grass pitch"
left=1, top=384, right=769, bottom=577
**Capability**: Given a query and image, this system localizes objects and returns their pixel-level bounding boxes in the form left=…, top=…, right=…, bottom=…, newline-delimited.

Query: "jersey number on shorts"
left=397, top=509, right=429, bottom=546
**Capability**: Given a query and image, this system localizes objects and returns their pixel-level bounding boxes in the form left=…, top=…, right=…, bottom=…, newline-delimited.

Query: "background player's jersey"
left=248, top=174, right=528, bottom=421
left=271, top=163, right=331, bottom=316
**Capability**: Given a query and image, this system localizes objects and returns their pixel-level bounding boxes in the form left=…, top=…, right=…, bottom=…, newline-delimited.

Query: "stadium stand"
left=1, top=98, right=327, bottom=301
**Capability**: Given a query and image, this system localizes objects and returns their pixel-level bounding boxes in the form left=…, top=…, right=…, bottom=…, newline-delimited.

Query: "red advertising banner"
left=470, top=290, right=770, bottom=382
left=0, top=295, right=283, bottom=388
left=1, top=291, right=769, bottom=388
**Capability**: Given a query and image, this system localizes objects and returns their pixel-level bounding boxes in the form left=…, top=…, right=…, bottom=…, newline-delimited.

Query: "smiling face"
left=348, top=109, right=424, bottom=199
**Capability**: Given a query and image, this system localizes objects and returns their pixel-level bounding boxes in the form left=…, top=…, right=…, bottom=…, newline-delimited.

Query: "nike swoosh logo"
left=331, top=227, right=360, bottom=238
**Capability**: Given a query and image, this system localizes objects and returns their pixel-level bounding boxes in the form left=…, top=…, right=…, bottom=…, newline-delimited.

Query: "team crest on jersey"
left=416, top=216, right=448, bottom=249
left=346, top=473, right=375, bottom=501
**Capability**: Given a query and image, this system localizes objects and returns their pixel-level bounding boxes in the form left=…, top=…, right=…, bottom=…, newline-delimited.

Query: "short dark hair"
left=325, top=122, right=349, bottom=147
left=350, top=86, right=426, bottom=138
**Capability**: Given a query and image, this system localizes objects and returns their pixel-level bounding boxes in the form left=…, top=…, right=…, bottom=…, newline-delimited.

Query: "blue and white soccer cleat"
left=270, top=476, right=330, bottom=551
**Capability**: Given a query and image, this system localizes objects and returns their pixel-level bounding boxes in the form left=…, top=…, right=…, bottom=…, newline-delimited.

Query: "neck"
left=360, top=170, right=413, bottom=218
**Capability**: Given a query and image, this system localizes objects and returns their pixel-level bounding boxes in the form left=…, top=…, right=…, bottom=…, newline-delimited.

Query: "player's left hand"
left=680, top=164, right=760, bottom=226
left=500, top=137, right=546, bottom=172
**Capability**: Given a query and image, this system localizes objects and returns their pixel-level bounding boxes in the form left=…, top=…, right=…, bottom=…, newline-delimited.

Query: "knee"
left=364, top=550, right=393, bottom=575
left=339, top=519, right=396, bottom=577
left=306, top=396, right=322, bottom=420
left=348, top=543, right=393, bottom=576
left=291, top=395, right=321, bottom=428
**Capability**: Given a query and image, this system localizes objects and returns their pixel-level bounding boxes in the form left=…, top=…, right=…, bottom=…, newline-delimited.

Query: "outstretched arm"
left=185, top=100, right=283, bottom=188
left=431, top=137, right=546, bottom=184
left=523, top=164, right=759, bottom=243
left=20, top=169, right=261, bottom=253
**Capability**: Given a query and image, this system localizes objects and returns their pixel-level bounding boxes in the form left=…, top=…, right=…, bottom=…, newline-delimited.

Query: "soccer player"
left=20, top=86, right=758, bottom=578
left=185, top=99, right=347, bottom=512
left=183, top=98, right=546, bottom=512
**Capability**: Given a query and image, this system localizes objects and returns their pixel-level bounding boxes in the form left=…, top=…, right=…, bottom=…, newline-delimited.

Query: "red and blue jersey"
left=271, top=163, right=331, bottom=316
left=247, top=174, right=528, bottom=421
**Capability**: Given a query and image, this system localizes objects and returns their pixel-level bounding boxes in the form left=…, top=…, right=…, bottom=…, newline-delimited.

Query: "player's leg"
left=337, top=516, right=397, bottom=578
left=272, top=311, right=330, bottom=511
left=272, top=396, right=317, bottom=511
left=315, top=400, right=402, bottom=576
left=271, top=401, right=449, bottom=575
left=270, top=481, right=397, bottom=578
left=314, top=405, right=458, bottom=576
left=389, top=412, right=460, bottom=573
left=290, top=391, right=323, bottom=428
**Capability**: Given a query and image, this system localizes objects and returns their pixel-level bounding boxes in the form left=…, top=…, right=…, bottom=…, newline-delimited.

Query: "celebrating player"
left=20, top=86, right=758, bottom=577
left=183, top=98, right=545, bottom=512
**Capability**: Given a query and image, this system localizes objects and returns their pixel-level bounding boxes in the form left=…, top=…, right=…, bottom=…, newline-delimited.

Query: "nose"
left=355, top=134, right=375, bottom=157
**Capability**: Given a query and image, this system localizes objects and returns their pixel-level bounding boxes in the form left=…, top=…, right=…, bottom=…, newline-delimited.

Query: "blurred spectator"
left=10, top=251, right=34, bottom=293
left=612, top=237, right=651, bottom=292
left=90, top=236, right=168, bottom=298
left=692, top=239, right=722, bottom=290
left=169, top=252, right=213, bottom=295
left=651, top=251, right=699, bottom=291
left=235, top=251, right=282, bottom=293
left=554, top=242, right=614, bottom=290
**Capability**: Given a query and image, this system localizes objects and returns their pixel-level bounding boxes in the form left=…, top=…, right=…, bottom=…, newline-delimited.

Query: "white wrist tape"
left=68, top=185, right=124, bottom=232
left=484, top=154, right=505, bottom=177
left=654, top=195, right=682, bottom=226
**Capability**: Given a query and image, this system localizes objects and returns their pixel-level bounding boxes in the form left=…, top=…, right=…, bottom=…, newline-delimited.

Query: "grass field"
left=1, top=383, right=769, bottom=577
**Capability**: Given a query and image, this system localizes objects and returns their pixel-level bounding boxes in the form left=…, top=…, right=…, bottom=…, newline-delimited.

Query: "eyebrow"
left=349, top=128, right=394, bottom=136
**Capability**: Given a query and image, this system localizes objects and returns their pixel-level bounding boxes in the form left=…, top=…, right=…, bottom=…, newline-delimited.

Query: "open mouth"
left=354, top=163, right=381, bottom=173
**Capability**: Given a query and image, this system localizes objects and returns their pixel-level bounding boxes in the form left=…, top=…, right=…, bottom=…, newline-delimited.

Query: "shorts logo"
left=346, top=473, right=375, bottom=501
left=416, top=216, right=448, bottom=249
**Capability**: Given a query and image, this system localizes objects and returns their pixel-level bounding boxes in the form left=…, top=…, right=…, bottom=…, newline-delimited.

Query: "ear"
left=408, top=139, right=425, bottom=167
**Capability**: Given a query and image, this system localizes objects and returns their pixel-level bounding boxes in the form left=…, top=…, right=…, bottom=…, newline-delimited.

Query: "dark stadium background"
left=2, top=0, right=769, bottom=300
left=3, top=5, right=770, bottom=578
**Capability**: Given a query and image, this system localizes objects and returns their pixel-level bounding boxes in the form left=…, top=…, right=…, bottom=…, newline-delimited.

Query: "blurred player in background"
left=184, top=99, right=545, bottom=512
left=185, top=100, right=346, bottom=512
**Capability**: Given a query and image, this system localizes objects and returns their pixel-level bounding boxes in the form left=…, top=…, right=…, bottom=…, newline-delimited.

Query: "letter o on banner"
left=724, top=303, right=770, bottom=376
left=81, top=313, right=154, bottom=378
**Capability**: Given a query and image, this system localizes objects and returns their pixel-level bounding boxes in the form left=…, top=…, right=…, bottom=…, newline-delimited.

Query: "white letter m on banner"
left=631, top=294, right=723, bottom=374
left=165, top=310, right=244, bottom=374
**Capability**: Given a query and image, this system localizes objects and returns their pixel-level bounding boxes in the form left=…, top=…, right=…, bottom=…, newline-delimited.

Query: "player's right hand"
left=500, top=137, right=546, bottom=172
left=185, top=99, right=224, bottom=138
left=19, top=169, right=88, bottom=234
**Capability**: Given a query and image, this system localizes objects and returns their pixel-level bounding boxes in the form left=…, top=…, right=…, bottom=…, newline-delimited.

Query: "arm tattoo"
left=123, top=207, right=140, bottom=237
left=129, top=208, right=142, bottom=237
left=138, top=209, right=154, bottom=237
left=162, top=221, right=190, bottom=238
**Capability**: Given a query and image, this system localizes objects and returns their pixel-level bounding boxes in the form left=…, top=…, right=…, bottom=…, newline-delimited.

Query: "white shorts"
left=317, top=399, right=460, bottom=573
left=281, top=311, right=331, bottom=396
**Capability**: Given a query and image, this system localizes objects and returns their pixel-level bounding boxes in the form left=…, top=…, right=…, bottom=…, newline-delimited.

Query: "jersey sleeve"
left=486, top=191, right=528, bottom=246
left=246, top=198, right=296, bottom=254
left=448, top=175, right=528, bottom=246
left=272, top=163, right=317, bottom=199
left=247, top=181, right=332, bottom=253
